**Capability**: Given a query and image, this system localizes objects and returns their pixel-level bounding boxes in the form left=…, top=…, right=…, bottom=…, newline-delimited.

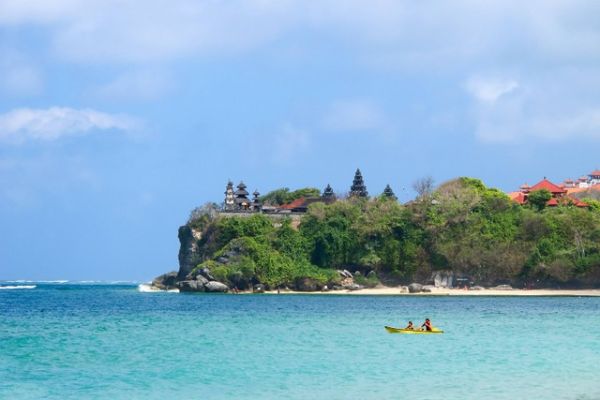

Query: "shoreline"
left=141, top=283, right=600, bottom=296
left=262, top=287, right=600, bottom=297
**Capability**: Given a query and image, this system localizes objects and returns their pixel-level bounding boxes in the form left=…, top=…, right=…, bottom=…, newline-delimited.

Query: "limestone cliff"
left=176, top=225, right=203, bottom=280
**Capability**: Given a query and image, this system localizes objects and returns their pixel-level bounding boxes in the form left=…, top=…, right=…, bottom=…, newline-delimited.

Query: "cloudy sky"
left=1, top=1, right=600, bottom=280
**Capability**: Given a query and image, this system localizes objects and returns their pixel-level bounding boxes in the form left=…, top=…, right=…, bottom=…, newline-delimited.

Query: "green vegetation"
left=187, top=178, right=600, bottom=289
left=260, top=187, right=321, bottom=205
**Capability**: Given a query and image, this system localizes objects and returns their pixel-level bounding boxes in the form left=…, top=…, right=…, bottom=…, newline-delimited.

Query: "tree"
left=412, top=176, right=434, bottom=198
left=260, top=187, right=321, bottom=205
left=528, top=189, right=552, bottom=211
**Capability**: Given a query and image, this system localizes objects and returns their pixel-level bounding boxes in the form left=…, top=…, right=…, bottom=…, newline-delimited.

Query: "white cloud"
left=1, top=0, right=598, bottom=66
left=323, top=99, right=387, bottom=133
left=466, top=77, right=519, bottom=103
left=272, top=124, right=309, bottom=164
left=468, top=75, right=600, bottom=143
left=0, top=107, right=137, bottom=143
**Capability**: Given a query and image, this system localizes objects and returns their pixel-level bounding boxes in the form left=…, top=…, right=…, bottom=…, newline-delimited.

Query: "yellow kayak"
left=385, top=326, right=444, bottom=334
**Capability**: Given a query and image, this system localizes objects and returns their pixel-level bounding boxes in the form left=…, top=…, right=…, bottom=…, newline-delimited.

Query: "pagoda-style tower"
left=252, top=190, right=262, bottom=211
left=382, top=184, right=397, bottom=200
left=234, top=181, right=251, bottom=210
left=349, top=168, right=368, bottom=198
left=322, top=184, right=336, bottom=203
left=224, top=180, right=235, bottom=210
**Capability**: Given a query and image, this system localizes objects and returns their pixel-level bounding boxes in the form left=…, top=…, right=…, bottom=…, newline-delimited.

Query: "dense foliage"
left=188, top=178, right=600, bottom=289
left=259, top=187, right=321, bottom=205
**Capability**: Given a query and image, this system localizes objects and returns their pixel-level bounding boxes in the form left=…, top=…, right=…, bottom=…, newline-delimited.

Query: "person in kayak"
left=404, top=321, right=414, bottom=330
left=421, top=318, right=432, bottom=331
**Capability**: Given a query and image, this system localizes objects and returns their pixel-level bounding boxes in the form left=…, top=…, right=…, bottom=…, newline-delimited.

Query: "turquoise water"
left=1, top=284, right=599, bottom=399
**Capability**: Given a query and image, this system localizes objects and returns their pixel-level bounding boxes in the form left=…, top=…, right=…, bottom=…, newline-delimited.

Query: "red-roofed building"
left=590, top=170, right=600, bottom=185
left=510, top=178, right=588, bottom=208
left=527, top=178, right=567, bottom=195
left=508, top=192, right=527, bottom=205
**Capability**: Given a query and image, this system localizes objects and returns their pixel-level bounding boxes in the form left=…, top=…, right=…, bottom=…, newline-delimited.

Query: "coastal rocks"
left=347, top=283, right=364, bottom=291
left=195, top=275, right=209, bottom=285
left=200, top=268, right=216, bottom=281
left=422, top=285, right=435, bottom=293
left=367, top=270, right=377, bottom=279
left=177, top=280, right=205, bottom=292
left=408, top=283, right=423, bottom=293
left=177, top=225, right=204, bottom=280
left=152, top=271, right=178, bottom=290
left=432, top=271, right=454, bottom=288
left=205, top=281, right=229, bottom=292
left=470, top=286, right=485, bottom=290
left=253, top=284, right=266, bottom=293
left=399, top=286, right=409, bottom=293
left=337, top=269, right=353, bottom=279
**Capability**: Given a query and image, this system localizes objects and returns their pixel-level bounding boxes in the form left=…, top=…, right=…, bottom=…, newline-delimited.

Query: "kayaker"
left=421, top=318, right=432, bottom=331
left=404, top=321, right=414, bottom=330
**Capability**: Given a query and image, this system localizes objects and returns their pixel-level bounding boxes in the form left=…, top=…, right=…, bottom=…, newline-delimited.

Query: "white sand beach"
left=264, top=287, right=600, bottom=296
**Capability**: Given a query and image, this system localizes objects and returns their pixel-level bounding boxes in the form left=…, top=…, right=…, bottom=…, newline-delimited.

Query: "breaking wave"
left=0, top=285, right=37, bottom=290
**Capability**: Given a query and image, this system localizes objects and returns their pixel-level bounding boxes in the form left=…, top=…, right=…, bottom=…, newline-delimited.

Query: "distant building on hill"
left=221, top=182, right=337, bottom=214
left=508, top=178, right=588, bottom=208
left=562, top=169, right=600, bottom=189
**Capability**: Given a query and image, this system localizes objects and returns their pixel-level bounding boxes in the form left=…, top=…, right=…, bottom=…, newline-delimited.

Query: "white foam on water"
left=137, top=283, right=179, bottom=293
left=0, top=285, right=37, bottom=290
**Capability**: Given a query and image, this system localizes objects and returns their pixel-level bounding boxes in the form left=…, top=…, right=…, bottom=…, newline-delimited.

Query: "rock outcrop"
left=205, top=281, right=229, bottom=292
left=408, top=283, right=423, bottom=293
left=152, top=271, right=178, bottom=290
left=432, top=271, right=454, bottom=288
left=177, top=225, right=203, bottom=280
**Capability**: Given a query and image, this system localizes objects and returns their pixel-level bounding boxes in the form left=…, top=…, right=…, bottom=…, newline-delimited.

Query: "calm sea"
left=1, top=283, right=599, bottom=400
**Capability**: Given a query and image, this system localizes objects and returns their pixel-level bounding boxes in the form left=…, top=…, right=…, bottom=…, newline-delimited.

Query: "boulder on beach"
left=205, top=281, right=229, bottom=292
left=408, top=283, right=423, bottom=293
left=347, top=283, right=365, bottom=291
left=195, top=275, right=209, bottom=286
left=177, top=280, right=205, bottom=292
left=399, top=286, right=409, bottom=293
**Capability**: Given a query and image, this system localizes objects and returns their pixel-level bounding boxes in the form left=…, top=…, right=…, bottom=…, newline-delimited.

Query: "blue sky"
left=1, top=1, right=600, bottom=280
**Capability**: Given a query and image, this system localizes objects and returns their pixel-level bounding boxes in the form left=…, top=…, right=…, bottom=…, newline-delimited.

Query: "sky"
left=1, top=0, right=600, bottom=280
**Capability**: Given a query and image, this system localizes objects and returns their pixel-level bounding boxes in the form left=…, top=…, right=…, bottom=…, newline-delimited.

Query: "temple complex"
left=508, top=178, right=588, bottom=207
left=221, top=168, right=396, bottom=214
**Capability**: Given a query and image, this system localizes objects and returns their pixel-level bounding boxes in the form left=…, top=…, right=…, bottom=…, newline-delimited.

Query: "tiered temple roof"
left=349, top=168, right=368, bottom=198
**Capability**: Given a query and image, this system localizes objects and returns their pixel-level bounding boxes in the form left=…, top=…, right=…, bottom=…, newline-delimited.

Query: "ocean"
left=1, top=283, right=599, bottom=399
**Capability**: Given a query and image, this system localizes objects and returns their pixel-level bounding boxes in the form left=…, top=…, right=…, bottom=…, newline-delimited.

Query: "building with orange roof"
left=510, top=177, right=588, bottom=208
